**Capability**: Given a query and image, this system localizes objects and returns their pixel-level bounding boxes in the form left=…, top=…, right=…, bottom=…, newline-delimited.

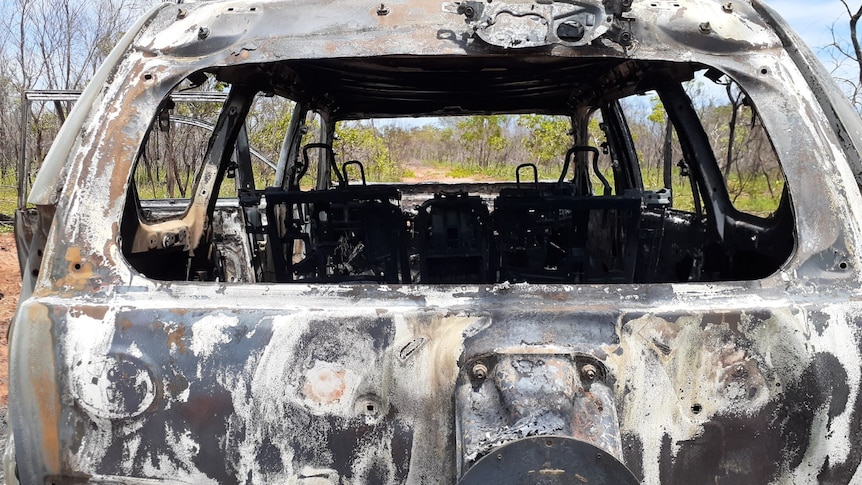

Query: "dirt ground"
left=0, top=233, right=20, bottom=408
left=401, top=161, right=497, bottom=184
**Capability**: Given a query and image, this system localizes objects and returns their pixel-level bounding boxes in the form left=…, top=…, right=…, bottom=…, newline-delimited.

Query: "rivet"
left=581, top=364, right=598, bottom=381
left=177, top=8, right=187, bottom=19
left=376, top=3, right=390, bottom=15
left=722, top=2, right=733, bottom=13
left=699, top=22, right=711, bottom=33
left=198, top=27, right=210, bottom=39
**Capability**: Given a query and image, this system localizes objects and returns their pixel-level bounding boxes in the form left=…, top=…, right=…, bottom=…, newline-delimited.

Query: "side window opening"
left=709, top=80, right=785, bottom=216
left=132, top=89, right=281, bottom=217
left=119, top=62, right=795, bottom=285
left=122, top=78, right=278, bottom=281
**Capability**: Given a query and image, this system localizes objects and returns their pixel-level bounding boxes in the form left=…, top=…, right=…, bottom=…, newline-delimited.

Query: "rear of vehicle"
left=8, top=0, right=862, bottom=483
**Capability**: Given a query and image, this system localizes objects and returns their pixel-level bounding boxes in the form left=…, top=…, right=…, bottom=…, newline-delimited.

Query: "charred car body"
left=8, top=0, right=862, bottom=482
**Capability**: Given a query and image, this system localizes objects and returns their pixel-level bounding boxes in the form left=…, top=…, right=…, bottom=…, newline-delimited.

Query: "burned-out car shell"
left=8, top=0, right=862, bottom=483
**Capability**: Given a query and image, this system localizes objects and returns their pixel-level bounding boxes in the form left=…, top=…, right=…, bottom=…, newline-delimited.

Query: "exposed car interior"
left=121, top=57, right=796, bottom=285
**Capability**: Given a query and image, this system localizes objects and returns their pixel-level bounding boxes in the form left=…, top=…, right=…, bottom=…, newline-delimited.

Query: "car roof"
left=27, top=0, right=835, bottom=203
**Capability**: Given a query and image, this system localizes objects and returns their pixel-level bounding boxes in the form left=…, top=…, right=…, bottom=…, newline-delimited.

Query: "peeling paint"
left=9, top=0, right=862, bottom=482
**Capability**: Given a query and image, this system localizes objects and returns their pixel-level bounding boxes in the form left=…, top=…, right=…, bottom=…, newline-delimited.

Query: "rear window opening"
left=120, top=59, right=795, bottom=284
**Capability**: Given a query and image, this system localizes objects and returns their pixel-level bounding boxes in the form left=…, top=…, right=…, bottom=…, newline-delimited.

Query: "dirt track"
left=0, top=233, right=18, bottom=409
left=0, top=232, right=18, bottom=483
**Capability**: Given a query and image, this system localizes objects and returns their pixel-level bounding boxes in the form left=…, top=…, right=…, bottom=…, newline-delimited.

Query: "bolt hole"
left=760, top=67, right=768, bottom=75
left=227, top=7, right=234, bottom=11
left=839, top=261, right=848, bottom=270
left=143, top=73, right=153, bottom=81
left=73, top=263, right=82, bottom=271
left=250, top=6, right=257, bottom=11
left=31, top=269, right=38, bottom=277
left=366, top=404, right=375, bottom=412
left=37, top=249, right=43, bottom=257
left=691, top=403, right=703, bottom=414
left=545, top=439, right=553, bottom=447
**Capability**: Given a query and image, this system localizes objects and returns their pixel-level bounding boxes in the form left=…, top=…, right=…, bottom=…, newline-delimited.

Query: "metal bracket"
left=442, top=0, right=634, bottom=48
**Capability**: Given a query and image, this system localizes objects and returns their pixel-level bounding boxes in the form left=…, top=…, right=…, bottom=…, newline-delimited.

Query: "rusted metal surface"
left=458, top=436, right=639, bottom=484
left=456, top=353, right=623, bottom=467
left=8, top=0, right=862, bottom=483
left=13, top=291, right=862, bottom=482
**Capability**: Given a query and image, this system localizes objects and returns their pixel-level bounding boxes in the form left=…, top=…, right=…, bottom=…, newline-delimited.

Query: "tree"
left=517, top=115, right=571, bottom=168
left=334, top=121, right=404, bottom=182
left=827, top=2, right=862, bottom=111
left=0, top=0, right=154, bottom=197
left=455, top=116, right=510, bottom=167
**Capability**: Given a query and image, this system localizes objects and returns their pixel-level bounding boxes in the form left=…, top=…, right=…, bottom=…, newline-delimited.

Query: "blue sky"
left=750, top=1, right=857, bottom=95
left=768, top=0, right=849, bottom=53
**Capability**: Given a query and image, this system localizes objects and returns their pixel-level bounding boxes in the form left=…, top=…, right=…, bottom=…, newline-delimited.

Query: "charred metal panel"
left=10, top=0, right=862, bottom=483
left=613, top=305, right=862, bottom=483
left=441, top=0, right=614, bottom=48
left=210, top=206, right=257, bottom=283
left=458, top=436, right=639, bottom=484
left=7, top=290, right=860, bottom=483
left=455, top=353, right=622, bottom=468
left=44, top=303, right=478, bottom=482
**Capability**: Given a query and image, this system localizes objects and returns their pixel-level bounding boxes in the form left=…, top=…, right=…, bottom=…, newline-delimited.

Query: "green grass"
left=435, top=159, right=783, bottom=217
left=726, top=173, right=784, bottom=216
left=0, top=185, right=18, bottom=216
left=134, top=162, right=277, bottom=199
left=447, top=164, right=510, bottom=179
left=0, top=173, right=19, bottom=233
left=429, top=159, right=561, bottom=181
left=641, top=168, right=783, bottom=217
